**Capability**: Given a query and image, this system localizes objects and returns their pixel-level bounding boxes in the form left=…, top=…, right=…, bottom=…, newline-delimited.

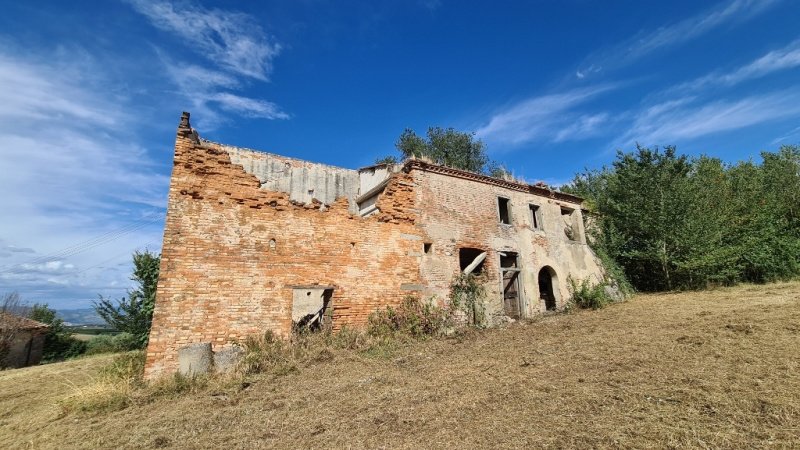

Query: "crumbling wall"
left=412, top=165, right=605, bottom=323
left=144, top=114, right=425, bottom=379
left=224, top=144, right=361, bottom=212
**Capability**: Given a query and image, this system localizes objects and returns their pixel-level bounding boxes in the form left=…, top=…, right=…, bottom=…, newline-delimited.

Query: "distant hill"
left=56, top=308, right=105, bottom=326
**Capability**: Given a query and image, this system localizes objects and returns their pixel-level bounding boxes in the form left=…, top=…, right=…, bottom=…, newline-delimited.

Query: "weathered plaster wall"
left=413, top=168, right=605, bottom=324
left=224, top=144, right=360, bottom=212
left=144, top=117, right=425, bottom=379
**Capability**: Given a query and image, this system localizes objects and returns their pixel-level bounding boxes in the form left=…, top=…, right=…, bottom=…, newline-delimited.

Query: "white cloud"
left=134, top=1, right=290, bottom=128
left=576, top=0, right=780, bottom=78
left=476, top=85, right=617, bottom=146
left=771, top=125, right=800, bottom=145
left=668, top=39, right=800, bottom=94
left=210, top=93, right=290, bottom=120
left=0, top=47, right=167, bottom=308
left=618, top=90, right=800, bottom=147
left=127, top=0, right=281, bottom=81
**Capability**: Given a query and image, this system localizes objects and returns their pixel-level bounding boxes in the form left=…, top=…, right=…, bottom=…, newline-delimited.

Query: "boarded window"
left=498, top=197, right=511, bottom=224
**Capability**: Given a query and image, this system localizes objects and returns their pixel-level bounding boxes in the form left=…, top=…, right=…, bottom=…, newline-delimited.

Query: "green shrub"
left=367, top=296, right=452, bottom=338
left=568, top=277, right=611, bottom=310
left=450, top=274, right=486, bottom=326
left=85, top=332, right=141, bottom=355
left=42, top=334, right=87, bottom=363
left=239, top=331, right=298, bottom=376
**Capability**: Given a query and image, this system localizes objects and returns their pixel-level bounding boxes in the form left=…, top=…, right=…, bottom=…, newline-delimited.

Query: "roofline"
left=403, top=160, right=584, bottom=204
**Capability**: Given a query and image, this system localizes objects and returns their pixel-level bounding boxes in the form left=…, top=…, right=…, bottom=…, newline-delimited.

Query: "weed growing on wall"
left=449, top=274, right=486, bottom=327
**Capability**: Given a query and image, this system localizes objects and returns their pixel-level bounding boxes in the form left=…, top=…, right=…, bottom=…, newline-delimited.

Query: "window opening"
left=561, top=207, right=578, bottom=241
left=459, top=248, right=486, bottom=275
left=530, top=204, right=542, bottom=231
left=424, top=243, right=432, bottom=254
left=498, top=197, right=511, bottom=225
left=292, top=288, right=334, bottom=332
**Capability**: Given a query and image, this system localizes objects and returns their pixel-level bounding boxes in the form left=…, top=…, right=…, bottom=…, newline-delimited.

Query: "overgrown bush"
left=239, top=331, right=299, bottom=376
left=565, top=145, right=800, bottom=292
left=85, top=332, right=141, bottom=355
left=450, top=274, right=486, bottom=326
left=568, top=277, right=611, bottom=310
left=367, top=296, right=452, bottom=338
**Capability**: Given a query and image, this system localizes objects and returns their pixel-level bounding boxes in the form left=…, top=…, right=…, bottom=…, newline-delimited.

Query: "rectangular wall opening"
left=500, top=252, right=522, bottom=319
left=530, top=204, right=542, bottom=231
left=292, top=287, right=334, bottom=332
left=561, top=207, right=579, bottom=241
left=498, top=197, right=511, bottom=224
left=459, top=247, right=486, bottom=274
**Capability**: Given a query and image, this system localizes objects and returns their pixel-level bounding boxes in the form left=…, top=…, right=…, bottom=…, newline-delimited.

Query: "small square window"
left=423, top=243, right=432, bottom=254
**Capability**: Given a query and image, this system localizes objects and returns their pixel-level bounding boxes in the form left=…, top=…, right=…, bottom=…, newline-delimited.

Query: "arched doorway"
left=538, top=266, right=558, bottom=311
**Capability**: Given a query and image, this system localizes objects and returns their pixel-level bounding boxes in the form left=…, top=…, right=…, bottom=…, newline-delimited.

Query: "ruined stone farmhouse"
left=144, top=112, right=608, bottom=378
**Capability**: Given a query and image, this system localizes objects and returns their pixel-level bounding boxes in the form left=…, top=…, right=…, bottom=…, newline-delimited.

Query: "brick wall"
left=145, top=114, right=607, bottom=379
left=144, top=119, right=424, bottom=378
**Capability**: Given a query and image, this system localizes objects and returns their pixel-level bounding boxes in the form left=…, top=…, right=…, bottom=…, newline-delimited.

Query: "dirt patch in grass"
left=2, top=282, right=799, bottom=448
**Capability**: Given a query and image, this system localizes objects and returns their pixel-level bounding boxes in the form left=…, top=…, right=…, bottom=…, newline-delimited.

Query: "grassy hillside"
left=2, top=282, right=799, bottom=449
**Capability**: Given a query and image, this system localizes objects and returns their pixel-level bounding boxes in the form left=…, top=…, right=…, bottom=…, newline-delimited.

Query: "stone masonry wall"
left=144, top=116, right=424, bottom=379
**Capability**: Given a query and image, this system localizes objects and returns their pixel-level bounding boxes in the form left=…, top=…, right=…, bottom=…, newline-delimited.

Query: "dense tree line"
left=566, top=145, right=800, bottom=291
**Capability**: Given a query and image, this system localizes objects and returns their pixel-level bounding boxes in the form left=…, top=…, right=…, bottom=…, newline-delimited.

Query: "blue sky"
left=1, top=0, right=799, bottom=310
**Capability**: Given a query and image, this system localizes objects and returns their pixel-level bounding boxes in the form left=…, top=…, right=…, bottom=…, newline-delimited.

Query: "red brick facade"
left=144, top=113, right=606, bottom=379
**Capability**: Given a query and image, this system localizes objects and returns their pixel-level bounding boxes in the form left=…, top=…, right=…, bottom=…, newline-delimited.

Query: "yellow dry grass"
left=1, top=282, right=799, bottom=449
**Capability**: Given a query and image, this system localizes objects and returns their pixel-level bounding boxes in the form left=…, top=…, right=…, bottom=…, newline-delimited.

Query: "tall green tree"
left=567, top=144, right=800, bottom=292
left=94, top=250, right=161, bottom=347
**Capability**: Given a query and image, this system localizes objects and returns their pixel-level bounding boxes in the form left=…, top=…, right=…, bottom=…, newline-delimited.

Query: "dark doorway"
left=501, top=252, right=522, bottom=319
left=538, top=267, right=557, bottom=311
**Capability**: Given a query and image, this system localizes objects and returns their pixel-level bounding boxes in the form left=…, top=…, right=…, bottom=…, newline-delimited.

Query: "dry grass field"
left=1, top=282, right=799, bottom=449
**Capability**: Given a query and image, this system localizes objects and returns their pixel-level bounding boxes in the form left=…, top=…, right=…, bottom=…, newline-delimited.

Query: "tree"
left=396, top=127, right=489, bottom=173
left=29, top=303, right=86, bottom=361
left=567, top=144, right=800, bottom=292
left=94, top=250, right=161, bottom=347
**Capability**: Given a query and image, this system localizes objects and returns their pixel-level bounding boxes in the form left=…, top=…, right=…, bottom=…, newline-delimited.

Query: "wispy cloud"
left=618, top=90, right=800, bottom=147
left=0, top=46, right=167, bottom=308
left=127, top=0, right=281, bottom=81
left=130, top=0, right=289, bottom=127
left=667, top=38, right=800, bottom=95
left=576, top=0, right=780, bottom=79
left=771, top=125, right=800, bottom=145
left=475, top=85, right=617, bottom=146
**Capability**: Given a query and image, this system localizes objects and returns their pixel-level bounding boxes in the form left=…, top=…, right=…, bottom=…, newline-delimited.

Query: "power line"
left=0, top=212, right=164, bottom=275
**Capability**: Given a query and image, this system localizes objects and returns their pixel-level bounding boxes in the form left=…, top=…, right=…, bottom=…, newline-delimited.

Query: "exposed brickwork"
left=145, top=117, right=424, bottom=378
left=145, top=112, right=606, bottom=379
